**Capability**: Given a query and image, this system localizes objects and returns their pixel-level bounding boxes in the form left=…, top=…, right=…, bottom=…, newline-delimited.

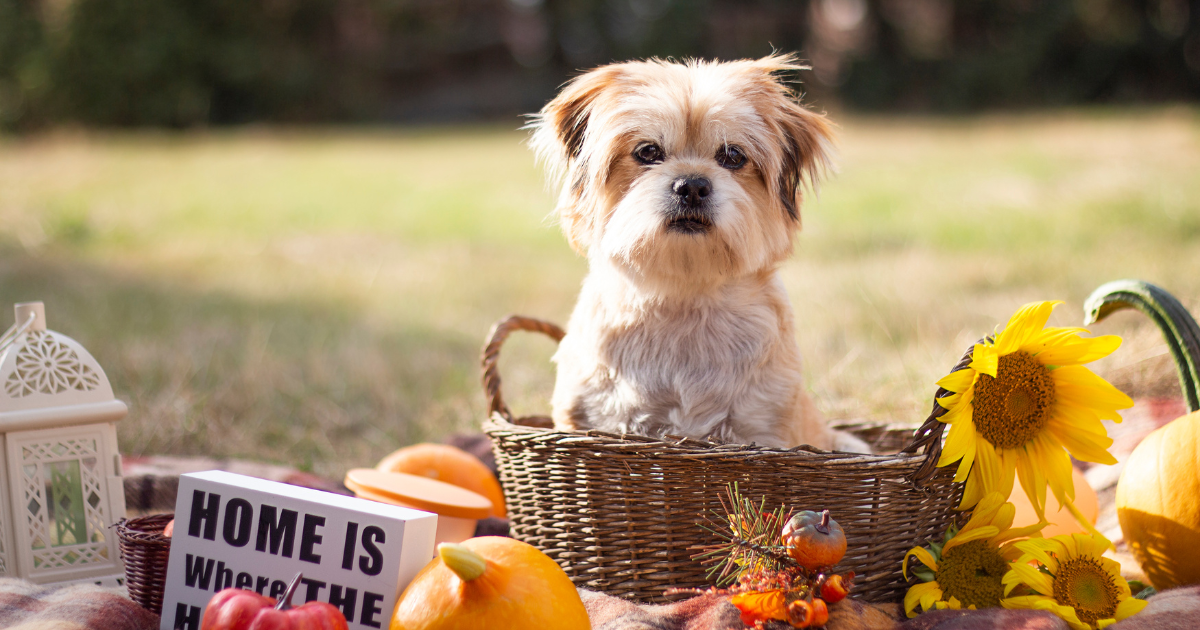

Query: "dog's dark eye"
left=633, top=143, right=665, bottom=165
left=715, top=145, right=747, bottom=170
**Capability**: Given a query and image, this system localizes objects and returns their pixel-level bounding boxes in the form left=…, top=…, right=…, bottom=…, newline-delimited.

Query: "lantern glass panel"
left=46, top=460, right=86, bottom=547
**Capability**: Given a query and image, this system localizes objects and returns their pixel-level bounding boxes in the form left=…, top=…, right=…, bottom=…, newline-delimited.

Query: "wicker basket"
left=115, top=513, right=174, bottom=615
left=481, top=316, right=965, bottom=604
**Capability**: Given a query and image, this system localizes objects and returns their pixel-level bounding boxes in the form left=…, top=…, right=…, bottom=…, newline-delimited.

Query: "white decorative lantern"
left=0, top=302, right=127, bottom=585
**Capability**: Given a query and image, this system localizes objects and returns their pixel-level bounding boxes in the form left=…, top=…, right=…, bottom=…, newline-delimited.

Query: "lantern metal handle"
left=0, top=310, right=37, bottom=355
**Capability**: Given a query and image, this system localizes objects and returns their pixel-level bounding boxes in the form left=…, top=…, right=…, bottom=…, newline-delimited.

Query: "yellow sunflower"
left=903, top=492, right=1046, bottom=617
left=934, top=301, right=1132, bottom=523
left=1001, top=532, right=1148, bottom=630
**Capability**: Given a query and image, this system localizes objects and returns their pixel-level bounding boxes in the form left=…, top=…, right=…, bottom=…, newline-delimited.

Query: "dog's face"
left=531, top=55, right=834, bottom=291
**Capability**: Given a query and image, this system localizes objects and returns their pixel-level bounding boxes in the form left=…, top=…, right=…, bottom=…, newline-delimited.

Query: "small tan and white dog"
left=530, top=54, right=863, bottom=451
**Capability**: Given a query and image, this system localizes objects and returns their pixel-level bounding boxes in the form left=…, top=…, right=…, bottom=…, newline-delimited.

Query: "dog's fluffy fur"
left=531, top=54, right=858, bottom=451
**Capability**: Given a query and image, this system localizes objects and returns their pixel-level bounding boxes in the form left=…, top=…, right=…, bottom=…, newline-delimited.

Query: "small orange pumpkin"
left=809, top=598, right=830, bottom=627
left=786, top=599, right=814, bottom=627
left=390, top=537, right=590, bottom=630
left=781, top=510, right=846, bottom=572
left=820, top=573, right=852, bottom=603
left=377, top=444, right=506, bottom=518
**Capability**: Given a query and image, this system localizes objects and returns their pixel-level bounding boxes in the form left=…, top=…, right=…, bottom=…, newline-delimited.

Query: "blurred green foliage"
left=0, top=0, right=46, bottom=127
left=0, top=0, right=1198, bottom=129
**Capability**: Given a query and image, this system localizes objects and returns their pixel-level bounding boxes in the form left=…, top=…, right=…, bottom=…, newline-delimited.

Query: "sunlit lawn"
left=1, top=108, right=1198, bottom=478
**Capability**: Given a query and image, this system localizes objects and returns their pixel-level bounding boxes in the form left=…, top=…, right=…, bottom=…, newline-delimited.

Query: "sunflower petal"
left=1001, top=594, right=1052, bottom=610
left=1102, top=558, right=1129, bottom=595
left=1034, top=434, right=1077, bottom=505
left=903, top=546, right=939, bottom=579
left=994, top=520, right=1048, bottom=546
left=972, top=439, right=1005, bottom=496
left=1023, top=327, right=1113, bottom=357
left=1022, top=327, right=1091, bottom=353
left=996, top=301, right=1060, bottom=355
left=962, top=491, right=1008, bottom=532
left=1059, top=533, right=1079, bottom=558
left=999, top=543, right=1026, bottom=561
left=971, top=343, right=999, bottom=377
left=1006, top=561, right=1055, bottom=596
left=1015, top=448, right=1048, bottom=521
left=1030, top=334, right=1123, bottom=366
left=940, top=386, right=976, bottom=426
left=943, top=525, right=1001, bottom=552
left=1049, top=402, right=1107, bottom=432
left=904, top=581, right=943, bottom=617
left=995, top=446, right=1019, bottom=505
left=1013, top=538, right=1061, bottom=570
left=938, top=420, right=978, bottom=475
left=961, top=466, right=987, bottom=510
left=959, top=440, right=998, bottom=510
left=1046, top=412, right=1117, bottom=465
left=937, top=392, right=962, bottom=410
left=937, top=369, right=976, bottom=393
left=991, top=502, right=1016, bottom=532
left=1053, top=366, right=1135, bottom=414
left=919, top=586, right=942, bottom=612
left=1115, top=596, right=1149, bottom=620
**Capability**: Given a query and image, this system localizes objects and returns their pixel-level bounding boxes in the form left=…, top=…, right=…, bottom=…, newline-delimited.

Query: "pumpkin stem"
left=1084, top=280, right=1200, bottom=413
left=439, top=542, right=487, bottom=581
left=276, top=572, right=303, bottom=611
left=816, top=509, right=831, bottom=534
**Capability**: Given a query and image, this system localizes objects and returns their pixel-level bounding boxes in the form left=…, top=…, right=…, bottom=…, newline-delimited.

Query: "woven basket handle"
left=481, top=315, right=565, bottom=425
left=902, top=340, right=981, bottom=487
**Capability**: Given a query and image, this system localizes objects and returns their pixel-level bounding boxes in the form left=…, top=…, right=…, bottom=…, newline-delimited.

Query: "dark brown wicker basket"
left=115, top=513, right=174, bottom=615
left=481, top=315, right=965, bottom=604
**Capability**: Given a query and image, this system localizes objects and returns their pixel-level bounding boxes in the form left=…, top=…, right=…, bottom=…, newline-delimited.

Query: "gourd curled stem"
left=1083, top=280, right=1200, bottom=412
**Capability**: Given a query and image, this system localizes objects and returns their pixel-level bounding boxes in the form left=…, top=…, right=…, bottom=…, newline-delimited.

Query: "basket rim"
left=484, top=413, right=930, bottom=466
left=478, top=314, right=981, bottom=486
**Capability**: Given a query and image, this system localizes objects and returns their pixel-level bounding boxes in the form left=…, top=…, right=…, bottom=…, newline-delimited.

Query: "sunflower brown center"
left=934, top=539, right=1008, bottom=610
left=1052, top=556, right=1120, bottom=626
left=972, top=351, right=1055, bottom=449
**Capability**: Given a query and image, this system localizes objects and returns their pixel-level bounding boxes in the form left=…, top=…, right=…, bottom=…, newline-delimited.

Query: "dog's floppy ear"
left=774, top=100, right=834, bottom=223
left=751, top=55, right=835, bottom=224
left=531, top=64, right=624, bottom=167
left=530, top=64, right=625, bottom=253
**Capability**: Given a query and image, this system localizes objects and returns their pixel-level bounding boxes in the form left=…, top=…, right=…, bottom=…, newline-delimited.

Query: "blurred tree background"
left=1, top=0, right=1198, bottom=129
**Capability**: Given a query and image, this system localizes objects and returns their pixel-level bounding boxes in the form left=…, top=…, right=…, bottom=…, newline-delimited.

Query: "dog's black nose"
left=672, top=176, right=711, bottom=207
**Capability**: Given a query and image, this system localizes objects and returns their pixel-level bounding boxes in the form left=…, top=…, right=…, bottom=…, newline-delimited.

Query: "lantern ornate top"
left=0, top=302, right=127, bottom=431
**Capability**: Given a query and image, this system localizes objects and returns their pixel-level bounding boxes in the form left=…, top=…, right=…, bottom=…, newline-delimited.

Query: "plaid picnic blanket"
left=0, top=578, right=158, bottom=630
left=582, top=585, right=1200, bottom=630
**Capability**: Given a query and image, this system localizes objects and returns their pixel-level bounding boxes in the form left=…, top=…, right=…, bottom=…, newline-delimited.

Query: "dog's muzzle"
left=665, top=175, right=713, bottom=234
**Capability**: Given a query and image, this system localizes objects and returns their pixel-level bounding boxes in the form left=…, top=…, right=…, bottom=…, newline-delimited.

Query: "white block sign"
left=160, top=470, right=437, bottom=630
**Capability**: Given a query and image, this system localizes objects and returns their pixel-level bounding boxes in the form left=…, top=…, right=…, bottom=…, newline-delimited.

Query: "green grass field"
left=1, top=109, right=1198, bottom=478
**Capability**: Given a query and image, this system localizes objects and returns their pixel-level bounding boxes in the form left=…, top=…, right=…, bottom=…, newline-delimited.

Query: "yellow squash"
left=1085, top=280, right=1200, bottom=589
left=1116, top=411, right=1200, bottom=589
left=391, top=537, right=590, bottom=630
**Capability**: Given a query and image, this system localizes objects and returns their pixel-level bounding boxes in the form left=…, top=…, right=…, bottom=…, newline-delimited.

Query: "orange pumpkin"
left=781, top=510, right=846, bottom=572
left=377, top=444, right=506, bottom=518
left=390, top=537, right=590, bottom=630
left=1116, top=411, right=1200, bottom=589
left=820, top=573, right=852, bottom=603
